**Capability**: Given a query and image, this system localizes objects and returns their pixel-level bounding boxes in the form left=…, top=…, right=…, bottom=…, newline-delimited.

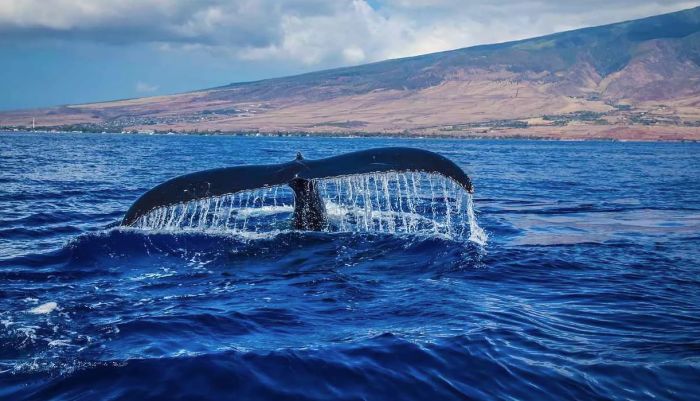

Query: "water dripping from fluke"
left=122, top=148, right=488, bottom=246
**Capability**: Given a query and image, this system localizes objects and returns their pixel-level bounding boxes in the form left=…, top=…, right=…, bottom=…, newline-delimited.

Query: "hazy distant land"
left=2, top=7, right=700, bottom=141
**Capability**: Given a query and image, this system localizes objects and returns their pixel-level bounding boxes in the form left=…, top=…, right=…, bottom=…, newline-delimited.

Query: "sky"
left=1, top=0, right=698, bottom=110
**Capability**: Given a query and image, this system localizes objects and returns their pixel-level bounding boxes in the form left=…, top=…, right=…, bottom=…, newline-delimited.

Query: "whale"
left=121, top=147, right=473, bottom=230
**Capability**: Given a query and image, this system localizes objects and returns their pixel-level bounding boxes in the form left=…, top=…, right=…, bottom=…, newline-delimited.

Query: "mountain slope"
left=2, top=6, right=700, bottom=140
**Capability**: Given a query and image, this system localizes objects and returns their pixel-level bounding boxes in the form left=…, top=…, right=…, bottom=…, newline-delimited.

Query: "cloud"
left=1, top=0, right=698, bottom=67
left=135, top=81, right=159, bottom=93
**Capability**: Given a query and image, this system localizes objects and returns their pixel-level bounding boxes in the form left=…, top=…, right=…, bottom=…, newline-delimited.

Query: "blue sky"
left=1, top=0, right=698, bottom=111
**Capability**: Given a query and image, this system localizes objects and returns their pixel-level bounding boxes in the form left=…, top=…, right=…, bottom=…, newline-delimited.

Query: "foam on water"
left=132, top=172, right=487, bottom=244
left=27, top=302, right=58, bottom=315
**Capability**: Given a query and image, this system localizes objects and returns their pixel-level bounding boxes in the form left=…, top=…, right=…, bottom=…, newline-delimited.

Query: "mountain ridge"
left=2, top=6, right=700, bottom=140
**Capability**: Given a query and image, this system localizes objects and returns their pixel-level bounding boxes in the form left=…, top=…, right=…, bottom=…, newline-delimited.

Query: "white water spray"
left=132, top=172, right=487, bottom=245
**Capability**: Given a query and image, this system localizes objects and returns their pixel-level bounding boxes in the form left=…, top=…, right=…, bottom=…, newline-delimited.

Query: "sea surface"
left=1, top=132, right=699, bottom=401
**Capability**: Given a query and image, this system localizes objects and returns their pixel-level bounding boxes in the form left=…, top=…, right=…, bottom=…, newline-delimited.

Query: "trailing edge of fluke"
left=121, top=147, right=474, bottom=230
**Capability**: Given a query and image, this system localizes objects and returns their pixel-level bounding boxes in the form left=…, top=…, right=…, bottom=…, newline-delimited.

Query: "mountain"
left=2, top=7, right=700, bottom=140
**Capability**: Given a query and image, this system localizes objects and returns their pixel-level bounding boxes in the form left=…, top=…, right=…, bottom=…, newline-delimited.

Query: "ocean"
left=1, top=132, right=699, bottom=400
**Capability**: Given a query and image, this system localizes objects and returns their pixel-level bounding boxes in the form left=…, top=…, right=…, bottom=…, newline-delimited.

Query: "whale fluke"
left=121, top=147, right=473, bottom=230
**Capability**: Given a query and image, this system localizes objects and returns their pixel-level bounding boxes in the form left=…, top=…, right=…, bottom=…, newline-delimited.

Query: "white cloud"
left=343, top=47, right=367, bottom=63
left=135, top=81, right=159, bottom=93
left=0, top=0, right=698, bottom=68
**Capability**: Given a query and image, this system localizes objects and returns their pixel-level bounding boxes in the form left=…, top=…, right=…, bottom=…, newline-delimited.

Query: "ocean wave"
left=4, top=333, right=698, bottom=401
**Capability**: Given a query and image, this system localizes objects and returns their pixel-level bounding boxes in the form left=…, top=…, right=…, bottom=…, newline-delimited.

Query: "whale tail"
left=121, top=147, right=473, bottom=231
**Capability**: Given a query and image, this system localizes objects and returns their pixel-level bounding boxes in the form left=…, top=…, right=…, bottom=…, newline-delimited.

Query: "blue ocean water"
left=1, top=132, right=699, bottom=401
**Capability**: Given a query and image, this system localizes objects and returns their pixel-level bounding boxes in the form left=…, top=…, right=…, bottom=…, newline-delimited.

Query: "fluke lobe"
left=121, top=147, right=474, bottom=230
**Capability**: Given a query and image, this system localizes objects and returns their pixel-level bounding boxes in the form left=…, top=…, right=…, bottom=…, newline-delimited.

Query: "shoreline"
left=3, top=129, right=699, bottom=143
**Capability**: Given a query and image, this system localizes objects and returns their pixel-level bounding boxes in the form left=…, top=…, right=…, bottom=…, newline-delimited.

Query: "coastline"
left=3, top=127, right=699, bottom=143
